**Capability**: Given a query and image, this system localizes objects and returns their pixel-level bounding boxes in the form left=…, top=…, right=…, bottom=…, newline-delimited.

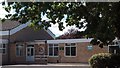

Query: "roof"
left=1, top=27, right=54, bottom=42
left=0, top=20, right=55, bottom=40
left=0, top=20, right=20, bottom=31
left=47, top=38, right=93, bottom=44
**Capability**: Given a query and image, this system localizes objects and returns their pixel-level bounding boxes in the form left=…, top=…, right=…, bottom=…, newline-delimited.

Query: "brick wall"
left=9, top=43, right=26, bottom=64
left=7, top=42, right=108, bottom=64
left=48, top=42, right=108, bottom=63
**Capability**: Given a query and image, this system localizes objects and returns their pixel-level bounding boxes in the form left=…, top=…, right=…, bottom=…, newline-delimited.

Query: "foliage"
left=57, top=28, right=85, bottom=39
left=2, top=2, right=120, bottom=46
left=90, top=38, right=100, bottom=45
left=89, top=53, right=120, bottom=68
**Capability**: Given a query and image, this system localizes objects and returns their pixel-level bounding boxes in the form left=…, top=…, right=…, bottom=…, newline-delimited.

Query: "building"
left=0, top=20, right=108, bottom=65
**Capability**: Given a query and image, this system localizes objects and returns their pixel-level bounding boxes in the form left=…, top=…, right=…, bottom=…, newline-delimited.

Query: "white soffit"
left=47, top=38, right=93, bottom=44
left=0, top=39, right=8, bottom=44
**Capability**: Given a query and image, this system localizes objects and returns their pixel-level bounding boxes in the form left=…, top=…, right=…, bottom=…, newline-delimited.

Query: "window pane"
left=71, top=43, right=75, bottom=46
left=16, top=45, right=23, bottom=56
left=49, top=46, right=53, bottom=56
left=27, top=45, right=34, bottom=47
left=49, top=44, right=53, bottom=47
left=16, top=47, right=19, bottom=56
left=0, top=49, right=2, bottom=53
left=66, top=43, right=70, bottom=46
left=27, top=48, right=30, bottom=56
left=0, top=44, right=2, bottom=48
left=3, top=44, right=6, bottom=48
left=27, top=53, right=30, bottom=56
left=54, top=44, right=58, bottom=47
left=66, top=47, right=70, bottom=56
left=3, top=49, right=6, bottom=54
left=31, top=48, right=33, bottom=56
left=27, top=48, right=30, bottom=52
left=71, top=47, right=76, bottom=56
left=54, top=47, right=58, bottom=56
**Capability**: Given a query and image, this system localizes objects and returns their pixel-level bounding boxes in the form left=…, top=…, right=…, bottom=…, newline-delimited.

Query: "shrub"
left=89, top=53, right=120, bottom=68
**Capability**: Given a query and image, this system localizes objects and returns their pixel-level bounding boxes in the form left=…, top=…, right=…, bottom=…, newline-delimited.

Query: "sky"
left=0, top=1, right=85, bottom=37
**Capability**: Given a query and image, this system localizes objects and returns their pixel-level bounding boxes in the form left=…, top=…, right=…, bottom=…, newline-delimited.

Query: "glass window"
left=0, top=44, right=7, bottom=54
left=71, top=47, right=76, bottom=56
left=54, top=47, right=58, bottom=56
left=65, top=43, right=76, bottom=57
left=16, top=44, right=23, bottom=56
left=48, top=44, right=59, bottom=57
left=49, top=45, right=53, bottom=56
left=66, top=47, right=70, bottom=56
left=31, top=48, right=33, bottom=56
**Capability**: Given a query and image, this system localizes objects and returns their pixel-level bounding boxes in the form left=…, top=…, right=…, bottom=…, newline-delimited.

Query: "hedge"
left=89, top=53, right=120, bottom=68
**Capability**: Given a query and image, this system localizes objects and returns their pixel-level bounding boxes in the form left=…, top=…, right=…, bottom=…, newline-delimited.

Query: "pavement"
left=1, top=63, right=90, bottom=68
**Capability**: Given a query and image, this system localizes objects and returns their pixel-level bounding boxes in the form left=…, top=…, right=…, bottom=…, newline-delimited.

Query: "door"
left=26, top=45, right=34, bottom=62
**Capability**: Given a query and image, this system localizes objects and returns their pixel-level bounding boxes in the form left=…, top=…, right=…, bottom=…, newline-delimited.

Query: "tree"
left=2, top=2, right=120, bottom=46
left=57, top=28, right=85, bottom=39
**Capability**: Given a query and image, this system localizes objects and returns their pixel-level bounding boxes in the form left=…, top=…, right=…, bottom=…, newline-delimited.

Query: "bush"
left=89, top=53, right=120, bottom=68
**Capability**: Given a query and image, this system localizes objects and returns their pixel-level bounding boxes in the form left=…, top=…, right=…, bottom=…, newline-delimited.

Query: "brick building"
left=0, top=20, right=108, bottom=65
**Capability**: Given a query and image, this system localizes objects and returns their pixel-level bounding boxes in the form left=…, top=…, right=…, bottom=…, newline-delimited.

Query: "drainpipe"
left=7, top=29, right=10, bottom=64
left=45, top=40, right=47, bottom=55
left=45, top=40, right=48, bottom=64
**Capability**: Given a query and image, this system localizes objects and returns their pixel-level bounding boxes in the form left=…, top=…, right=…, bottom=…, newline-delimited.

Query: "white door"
left=26, top=45, right=34, bottom=62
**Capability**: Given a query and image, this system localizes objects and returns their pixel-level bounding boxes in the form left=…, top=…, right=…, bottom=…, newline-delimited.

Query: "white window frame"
left=16, top=44, right=23, bottom=56
left=48, top=44, right=59, bottom=57
left=0, top=44, right=7, bottom=54
left=64, top=43, right=77, bottom=57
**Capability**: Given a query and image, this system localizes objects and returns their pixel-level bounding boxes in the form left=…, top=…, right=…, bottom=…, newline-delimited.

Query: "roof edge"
left=0, top=21, right=56, bottom=39
left=47, top=38, right=93, bottom=44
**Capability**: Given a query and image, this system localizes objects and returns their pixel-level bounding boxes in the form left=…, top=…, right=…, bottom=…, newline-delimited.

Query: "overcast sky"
left=0, top=1, right=85, bottom=37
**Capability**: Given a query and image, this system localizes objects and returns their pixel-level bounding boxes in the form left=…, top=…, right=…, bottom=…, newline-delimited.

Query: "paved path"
left=1, top=63, right=90, bottom=68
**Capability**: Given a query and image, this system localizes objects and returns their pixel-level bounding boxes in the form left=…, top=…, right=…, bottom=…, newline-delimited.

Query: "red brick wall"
left=2, top=54, right=8, bottom=64
left=9, top=43, right=26, bottom=64
left=8, top=42, right=108, bottom=64
left=48, top=42, right=108, bottom=63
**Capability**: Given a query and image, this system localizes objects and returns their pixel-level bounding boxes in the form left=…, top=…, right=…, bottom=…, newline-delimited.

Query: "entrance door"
left=26, top=45, right=34, bottom=62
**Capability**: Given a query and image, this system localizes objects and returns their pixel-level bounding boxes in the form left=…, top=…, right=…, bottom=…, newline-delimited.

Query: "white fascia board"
left=0, top=39, right=8, bottom=44
left=47, top=38, right=93, bottom=44
left=0, top=21, right=31, bottom=36
left=46, top=29, right=55, bottom=39
left=10, top=21, right=30, bottom=35
left=0, top=31, right=9, bottom=36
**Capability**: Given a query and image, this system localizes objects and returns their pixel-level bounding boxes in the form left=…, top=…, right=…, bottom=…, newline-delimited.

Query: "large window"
left=16, top=44, right=23, bottom=56
left=48, top=44, right=59, bottom=57
left=65, top=43, right=76, bottom=57
left=0, top=44, right=7, bottom=54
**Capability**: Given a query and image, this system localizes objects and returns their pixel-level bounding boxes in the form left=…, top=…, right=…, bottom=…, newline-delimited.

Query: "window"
left=65, top=43, right=76, bottom=57
left=16, top=44, right=23, bottom=56
left=48, top=44, right=59, bottom=57
left=0, top=44, right=7, bottom=54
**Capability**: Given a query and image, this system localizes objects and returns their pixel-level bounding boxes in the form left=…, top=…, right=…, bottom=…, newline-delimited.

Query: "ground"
left=1, top=63, right=90, bottom=68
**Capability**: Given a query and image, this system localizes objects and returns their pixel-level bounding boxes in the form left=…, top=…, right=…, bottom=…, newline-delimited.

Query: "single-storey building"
left=0, top=20, right=108, bottom=65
